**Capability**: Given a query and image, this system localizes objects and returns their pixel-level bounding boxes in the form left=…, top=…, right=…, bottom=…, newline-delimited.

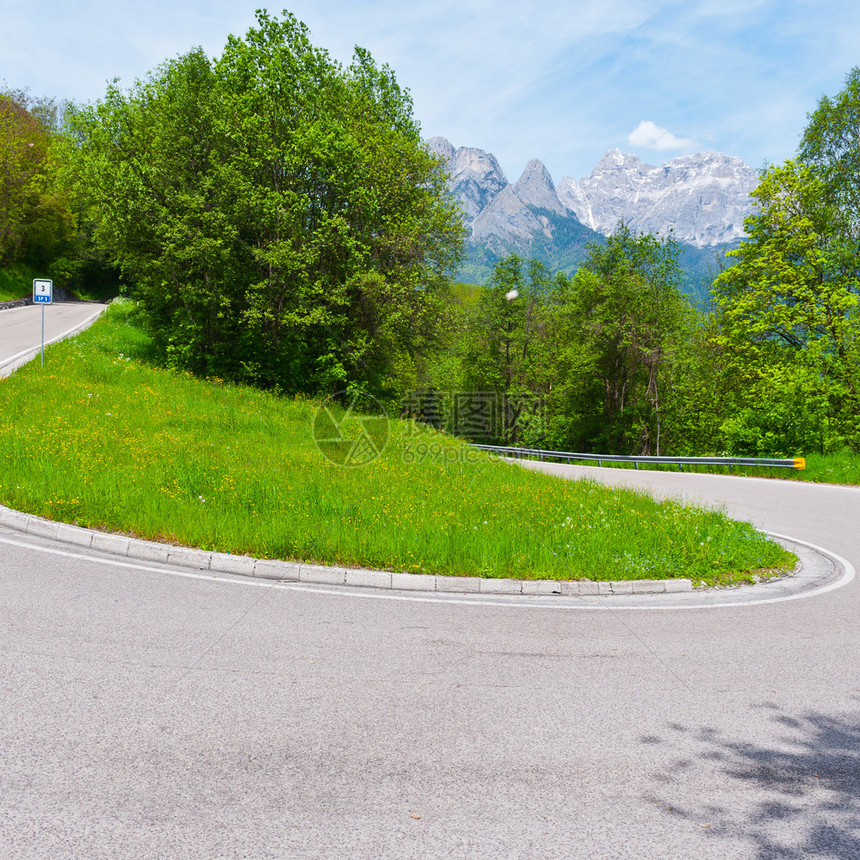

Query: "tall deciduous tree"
left=67, top=11, right=463, bottom=397
left=458, top=255, right=560, bottom=443
left=0, top=90, right=73, bottom=268
left=712, top=161, right=860, bottom=453
left=708, top=70, right=860, bottom=455
left=548, top=224, right=692, bottom=455
left=799, top=66, right=860, bottom=238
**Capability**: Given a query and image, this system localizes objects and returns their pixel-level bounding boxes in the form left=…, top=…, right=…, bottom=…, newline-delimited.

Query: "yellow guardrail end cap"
left=793, top=457, right=806, bottom=470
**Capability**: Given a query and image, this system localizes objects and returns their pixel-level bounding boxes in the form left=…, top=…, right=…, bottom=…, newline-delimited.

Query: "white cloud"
left=7, top=0, right=860, bottom=179
left=628, top=120, right=694, bottom=151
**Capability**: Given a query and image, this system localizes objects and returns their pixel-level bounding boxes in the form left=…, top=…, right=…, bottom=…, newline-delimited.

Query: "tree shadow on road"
left=641, top=700, right=860, bottom=859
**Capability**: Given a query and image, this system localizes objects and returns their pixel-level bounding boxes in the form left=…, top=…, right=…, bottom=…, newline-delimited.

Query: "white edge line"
left=0, top=530, right=854, bottom=611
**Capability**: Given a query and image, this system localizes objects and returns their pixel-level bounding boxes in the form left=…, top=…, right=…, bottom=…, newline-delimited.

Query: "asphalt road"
left=2, top=314, right=860, bottom=858
left=0, top=302, right=105, bottom=374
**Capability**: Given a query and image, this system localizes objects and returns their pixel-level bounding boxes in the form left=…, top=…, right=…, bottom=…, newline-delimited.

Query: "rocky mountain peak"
left=518, top=157, right=555, bottom=186
left=429, top=137, right=508, bottom=222
left=558, top=149, right=756, bottom=246
left=426, top=135, right=455, bottom=162
left=594, top=148, right=646, bottom=171
left=430, top=137, right=756, bottom=273
left=510, top=158, right=566, bottom=216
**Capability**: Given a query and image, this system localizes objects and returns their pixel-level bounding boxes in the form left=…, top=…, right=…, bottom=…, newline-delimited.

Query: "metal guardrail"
left=471, top=444, right=806, bottom=472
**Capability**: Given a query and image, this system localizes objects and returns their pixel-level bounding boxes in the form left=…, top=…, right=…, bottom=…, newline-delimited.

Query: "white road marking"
left=0, top=530, right=853, bottom=611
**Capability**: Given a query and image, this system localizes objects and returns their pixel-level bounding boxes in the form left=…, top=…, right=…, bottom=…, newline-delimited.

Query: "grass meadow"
left=0, top=300, right=796, bottom=585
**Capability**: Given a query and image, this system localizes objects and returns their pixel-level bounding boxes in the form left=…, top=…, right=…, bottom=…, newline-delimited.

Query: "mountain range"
left=427, top=137, right=759, bottom=300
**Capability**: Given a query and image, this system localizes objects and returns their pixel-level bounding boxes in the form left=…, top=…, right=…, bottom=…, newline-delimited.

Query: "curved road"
left=2, top=311, right=860, bottom=858
left=0, top=302, right=106, bottom=375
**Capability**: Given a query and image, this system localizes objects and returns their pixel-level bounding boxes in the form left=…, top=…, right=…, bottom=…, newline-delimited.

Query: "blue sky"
left=3, top=0, right=859, bottom=183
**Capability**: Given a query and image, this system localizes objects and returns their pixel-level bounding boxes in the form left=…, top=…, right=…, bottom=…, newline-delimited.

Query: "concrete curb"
left=0, top=504, right=694, bottom=596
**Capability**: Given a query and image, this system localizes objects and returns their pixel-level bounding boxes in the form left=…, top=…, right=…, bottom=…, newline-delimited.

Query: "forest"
left=1, top=10, right=858, bottom=458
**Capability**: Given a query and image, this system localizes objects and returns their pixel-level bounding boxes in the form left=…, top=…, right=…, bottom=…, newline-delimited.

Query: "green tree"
left=0, top=90, right=74, bottom=269
left=799, top=66, right=860, bottom=237
left=548, top=224, right=693, bottom=455
left=455, top=255, right=559, bottom=444
left=67, top=11, right=463, bottom=397
left=712, top=161, right=860, bottom=453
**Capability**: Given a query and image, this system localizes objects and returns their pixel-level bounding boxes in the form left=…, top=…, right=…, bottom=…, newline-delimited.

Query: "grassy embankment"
left=0, top=300, right=796, bottom=585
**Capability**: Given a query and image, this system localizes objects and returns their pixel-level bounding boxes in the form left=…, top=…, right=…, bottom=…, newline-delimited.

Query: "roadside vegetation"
left=0, top=262, right=37, bottom=302
left=3, top=15, right=856, bottom=469
left=781, top=451, right=860, bottom=485
left=0, top=87, right=118, bottom=304
left=0, top=302, right=794, bottom=585
left=0, top=11, right=855, bottom=581
left=669, top=452, right=860, bottom=486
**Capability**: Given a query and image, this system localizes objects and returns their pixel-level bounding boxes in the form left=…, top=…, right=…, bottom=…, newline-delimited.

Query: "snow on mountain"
left=430, top=138, right=757, bottom=251
left=558, top=149, right=757, bottom=247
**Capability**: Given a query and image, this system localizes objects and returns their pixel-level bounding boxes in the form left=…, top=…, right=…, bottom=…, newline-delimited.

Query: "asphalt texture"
left=2, top=307, right=860, bottom=858
left=0, top=302, right=105, bottom=374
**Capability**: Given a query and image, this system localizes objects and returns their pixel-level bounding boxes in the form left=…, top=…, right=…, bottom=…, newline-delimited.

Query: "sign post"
left=33, top=279, right=52, bottom=366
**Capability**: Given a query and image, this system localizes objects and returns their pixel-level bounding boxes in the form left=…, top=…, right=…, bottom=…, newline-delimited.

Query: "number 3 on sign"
left=33, top=279, right=52, bottom=304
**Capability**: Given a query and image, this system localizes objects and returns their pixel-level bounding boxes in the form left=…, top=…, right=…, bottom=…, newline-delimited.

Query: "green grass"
left=0, top=262, right=38, bottom=302
left=746, top=450, right=860, bottom=485
left=0, top=300, right=796, bottom=585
